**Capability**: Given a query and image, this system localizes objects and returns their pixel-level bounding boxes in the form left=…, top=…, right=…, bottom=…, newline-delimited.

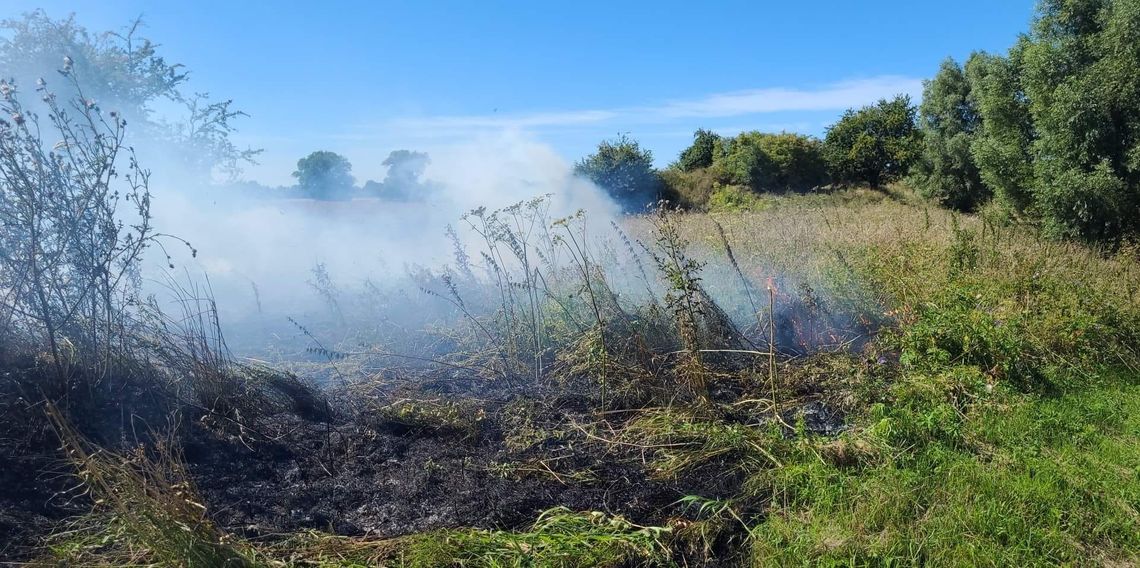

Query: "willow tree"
left=913, top=58, right=988, bottom=211
left=966, top=0, right=1140, bottom=242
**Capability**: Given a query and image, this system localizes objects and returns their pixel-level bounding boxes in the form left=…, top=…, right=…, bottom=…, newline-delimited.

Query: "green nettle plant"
left=0, top=66, right=180, bottom=389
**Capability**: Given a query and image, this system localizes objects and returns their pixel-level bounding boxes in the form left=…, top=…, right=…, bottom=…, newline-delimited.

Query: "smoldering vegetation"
left=4, top=6, right=1140, bottom=567
left=0, top=54, right=884, bottom=565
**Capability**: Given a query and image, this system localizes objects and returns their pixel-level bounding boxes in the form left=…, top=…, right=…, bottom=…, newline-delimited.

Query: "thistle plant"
left=0, top=64, right=191, bottom=394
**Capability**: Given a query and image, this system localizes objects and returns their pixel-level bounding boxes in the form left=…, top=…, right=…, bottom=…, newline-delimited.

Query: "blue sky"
left=4, top=1, right=1037, bottom=185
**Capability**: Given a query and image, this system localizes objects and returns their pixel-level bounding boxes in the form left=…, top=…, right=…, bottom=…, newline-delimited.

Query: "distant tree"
left=574, top=134, right=661, bottom=212
left=382, top=150, right=430, bottom=198
left=293, top=151, right=355, bottom=200
left=716, top=132, right=827, bottom=192
left=0, top=11, right=259, bottom=179
left=757, top=132, right=828, bottom=191
left=362, top=150, right=433, bottom=200
left=716, top=132, right=776, bottom=190
left=676, top=129, right=721, bottom=171
left=912, top=58, right=988, bottom=211
left=823, top=95, right=919, bottom=187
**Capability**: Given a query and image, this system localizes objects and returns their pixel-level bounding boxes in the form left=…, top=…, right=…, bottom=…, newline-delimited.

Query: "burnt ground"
left=0, top=360, right=854, bottom=563
left=0, top=397, right=76, bottom=562
left=182, top=392, right=739, bottom=540
left=0, top=363, right=174, bottom=561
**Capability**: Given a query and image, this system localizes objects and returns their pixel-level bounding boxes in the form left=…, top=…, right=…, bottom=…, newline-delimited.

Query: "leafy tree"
left=574, top=135, right=661, bottom=212
left=964, top=48, right=1036, bottom=214
left=962, top=0, right=1140, bottom=242
left=715, top=132, right=826, bottom=192
left=1019, top=0, right=1140, bottom=241
left=362, top=150, right=433, bottom=201
left=822, top=95, right=919, bottom=187
left=716, top=131, right=776, bottom=190
left=753, top=132, right=828, bottom=192
left=293, top=151, right=355, bottom=200
left=913, top=58, right=988, bottom=211
left=0, top=11, right=258, bottom=179
left=384, top=150, right=430, bottom=197
left=676, top=129, right=721, bottom=172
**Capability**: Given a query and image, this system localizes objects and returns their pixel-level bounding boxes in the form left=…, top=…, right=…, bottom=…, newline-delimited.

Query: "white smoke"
left=146, top=130, right=621, bottom=321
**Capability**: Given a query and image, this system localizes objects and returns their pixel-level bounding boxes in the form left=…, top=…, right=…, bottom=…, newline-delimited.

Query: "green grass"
left=749, top=377, right=1140, bottom=566
left=627, top=186, right=1140, bottom=566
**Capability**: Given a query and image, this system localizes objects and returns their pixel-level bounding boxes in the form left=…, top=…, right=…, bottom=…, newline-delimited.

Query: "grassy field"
left=667, top=188, right=1140, bottom=565
left=29, top=186, right=1140, bottom=566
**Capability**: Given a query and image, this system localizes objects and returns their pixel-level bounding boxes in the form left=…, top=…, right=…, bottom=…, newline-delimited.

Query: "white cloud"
left=653, top=76, right=923, bottom=118
left=387, top=75, right=923, bottom=135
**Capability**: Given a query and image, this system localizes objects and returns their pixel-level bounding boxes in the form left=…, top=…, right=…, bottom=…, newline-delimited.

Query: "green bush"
left=706, top=185, right=767, bottom=212
left=1036, top=161, right=1132, bottom=242
left=755, top=132, right=829, bottom=192
left=574, top=134, right=662, bottom=212
left=676, top=128, right=721, bottom=172
left=659, top=167, right=720, bottom=209
left=900, top=287, right=1036, bottom=390
left=959, top=0, right=1140, bottom=243
left=715, top=132, right=775, bottom=190
left=823, top=95, right=919, bottom=187
left=717, top=131, right=827, bottom=193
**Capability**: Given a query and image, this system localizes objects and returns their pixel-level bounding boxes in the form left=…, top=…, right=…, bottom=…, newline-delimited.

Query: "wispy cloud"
left=654, top=76, right=923, bottom=118
left=388, top=75, right=923, bottom=135
left=396, top=110, right=619, bottom=131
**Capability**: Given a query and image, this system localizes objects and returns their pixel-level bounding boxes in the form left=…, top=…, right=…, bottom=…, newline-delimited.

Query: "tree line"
left=286, top=148, right=434, bottom=201
left=575, top=97, right=917, bottom=212
left=577, top=0, right=1140, bottom=245
left=6, top=2, right=1138, bottom=243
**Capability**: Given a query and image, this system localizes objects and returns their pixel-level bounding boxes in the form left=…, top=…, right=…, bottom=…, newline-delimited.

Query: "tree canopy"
left=676, top=129, right=721, bottom=172
left=574, top=135, right=661, bottom=212
left=823, top=95, right=919, bottom=187
left=933, top=0, right=1140, bottom=242
left=0, top=11, right=259, bottom=179
left=912, top=58, right=988, bottom=211
left=293, top=151, right=355, bottom=200
left=717, top=131, right=828, bottom=193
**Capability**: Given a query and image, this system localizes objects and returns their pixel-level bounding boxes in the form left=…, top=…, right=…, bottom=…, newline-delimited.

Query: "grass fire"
left=2, top=3, right=1140, bottom=566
